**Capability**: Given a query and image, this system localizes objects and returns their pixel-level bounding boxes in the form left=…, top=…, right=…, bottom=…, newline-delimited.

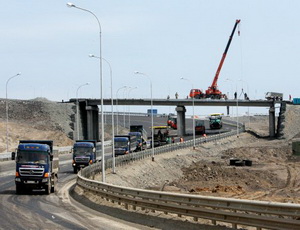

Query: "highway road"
left=105, top=114, right=232, bottom=140
left=0, top=151, right=158, bottom=229
left=0, top=115, right=234, bottom=229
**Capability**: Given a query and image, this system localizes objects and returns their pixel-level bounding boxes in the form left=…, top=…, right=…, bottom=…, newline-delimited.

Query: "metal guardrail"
left=77, top=126, right=300, bottom=229
left=77, top=175, right=300, bottom=230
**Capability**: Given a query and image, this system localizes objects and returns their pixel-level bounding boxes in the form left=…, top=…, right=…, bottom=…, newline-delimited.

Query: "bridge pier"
left=269, top=103, right=276, bottom=137
left=176, top=105, right=186, bottom=137
left=86, top=105, right=99, bottom=140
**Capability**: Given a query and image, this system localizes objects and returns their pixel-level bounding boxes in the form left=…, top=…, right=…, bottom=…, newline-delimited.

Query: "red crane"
left=190, top=19, right=241, bottom=99
left=205, top=19, right=241, bottom=98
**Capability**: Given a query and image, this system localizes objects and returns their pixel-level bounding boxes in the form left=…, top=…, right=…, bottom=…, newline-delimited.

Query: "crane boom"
left=206, top=19, right=241, bottom=97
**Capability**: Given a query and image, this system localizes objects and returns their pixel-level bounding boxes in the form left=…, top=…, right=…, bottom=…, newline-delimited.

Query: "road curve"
left=0, top=154, right=154, bottom=230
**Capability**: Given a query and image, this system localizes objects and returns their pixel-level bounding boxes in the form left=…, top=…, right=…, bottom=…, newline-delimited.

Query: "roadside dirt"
left=102, top=133, right=300, bottom=204
left=99, top=104, right=300, bottom=204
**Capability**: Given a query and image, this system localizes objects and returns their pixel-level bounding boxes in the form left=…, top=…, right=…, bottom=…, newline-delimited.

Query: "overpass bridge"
left=68, top=98, right=283, bottom=141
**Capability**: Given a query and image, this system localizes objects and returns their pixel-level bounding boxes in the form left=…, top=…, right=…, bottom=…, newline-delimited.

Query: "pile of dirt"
left=0, top=97, right=127, bottom=152
left=0, top=98, right=75, bottom=152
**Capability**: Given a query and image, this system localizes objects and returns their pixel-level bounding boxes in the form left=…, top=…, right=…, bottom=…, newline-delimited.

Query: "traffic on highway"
left=0, top=114, right=235, bottom=229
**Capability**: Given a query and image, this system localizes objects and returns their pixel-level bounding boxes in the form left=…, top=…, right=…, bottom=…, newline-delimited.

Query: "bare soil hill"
left=0, top=97, right=128, bottom=152
left=0, top=98, right=75, bottom=152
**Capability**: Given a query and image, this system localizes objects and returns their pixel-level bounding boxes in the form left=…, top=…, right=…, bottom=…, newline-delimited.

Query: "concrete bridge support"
left=76, top=100, right=99, bottom=141
left=269, top=104, right=276, bottom=137
left=86, top=105, right=99, bottom=141
left=176, top=105, right=186, bottom=137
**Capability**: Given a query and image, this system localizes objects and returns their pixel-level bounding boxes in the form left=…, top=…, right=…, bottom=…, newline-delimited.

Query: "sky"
left=1, top=1, right=299, bottom=116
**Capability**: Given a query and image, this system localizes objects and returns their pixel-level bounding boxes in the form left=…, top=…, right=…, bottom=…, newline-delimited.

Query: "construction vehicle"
left=190, top=19, right=241, bottom=99
left=71, top=140, right=101, bottom=174
left=209, top=114, right=223, bottom=129
left=151, top=126, right=170, bottom=147
left=195, top=119, right=206, bottom=135
left=12, top=140, right=59, bottom=194
left=167, top=114, right=177, bottom=129
left=265, top=92, right=283, bottom=101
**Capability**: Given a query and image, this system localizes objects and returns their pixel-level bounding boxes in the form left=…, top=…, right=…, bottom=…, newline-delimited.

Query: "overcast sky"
left=1, top=1, right=299, bottom=115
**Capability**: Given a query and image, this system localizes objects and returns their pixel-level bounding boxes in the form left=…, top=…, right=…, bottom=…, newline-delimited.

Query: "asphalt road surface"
left=0, top=151, right=159, bottom=229
left=106, top=114, right=232, bottom=141
left=0, top=115, right=233, bottom=229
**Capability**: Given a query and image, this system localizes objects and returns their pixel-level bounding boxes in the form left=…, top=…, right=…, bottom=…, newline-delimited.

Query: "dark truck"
left=152, top=126, right=170, bottom=147
left=71, top=140, right=101, bottom=174
left=12, top=140, right=59, bottom=195
left=114, top=135, right=137, bottom=156
left=129, top=125, right=148, bottom=150
left=209, top=115, right=223, bottom=129
left=195, top=119, right=206, bottom=135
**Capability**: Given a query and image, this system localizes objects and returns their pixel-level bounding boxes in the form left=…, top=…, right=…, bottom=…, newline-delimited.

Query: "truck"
left=114, top=135, right=137, bottom=156
left=190, top=19, right=241, bottom=99
left=209, top=115, right=223, bottom=129
left=130, top=125, right=148, bottom=150
left=195, top=119, right=206, bottom=135
left=167, top=114, right=177, bottom=129
left=11, top=140, right=58, bottom=195
left=71, top=140, right=101, bottom=174
left=265, top=92, right=283, bottom=101
left=128, top=132, right=145, bottom=151
left=130, top=125, right=148, bottom=142
left=151, top=126, right=170, bottom=147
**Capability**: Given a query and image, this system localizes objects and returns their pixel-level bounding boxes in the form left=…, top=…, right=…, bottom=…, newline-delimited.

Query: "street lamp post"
left=116, top=86, right=127, bottom=135
left=89, top=54, right=116, bottom=173
left=76, top=82, right=89, bottom=140
left=180, top=77, right=196, bottom=150
left=134, top=71, right=155, bottom=161
left=6, top=72, right=21, bottom=153
left=67, top=3, right=106, bottom=182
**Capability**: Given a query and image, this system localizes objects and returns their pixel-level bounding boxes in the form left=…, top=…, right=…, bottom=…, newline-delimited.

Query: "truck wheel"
left=73, top=167, right=78, bottom=174
left=16, top=184, right=22, bottom=194
left=45, top=180, right=51, bottom=195
left=51, top=177, right=56, bottom=193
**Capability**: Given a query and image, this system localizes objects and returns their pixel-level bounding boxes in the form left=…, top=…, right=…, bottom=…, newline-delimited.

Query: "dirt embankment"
left=0, top=97, right=128, bottom=152
left=102, top=104, right=300, bottom=203
left=0, top=98, right=75, bottom=152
